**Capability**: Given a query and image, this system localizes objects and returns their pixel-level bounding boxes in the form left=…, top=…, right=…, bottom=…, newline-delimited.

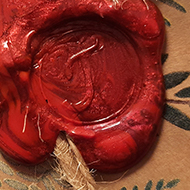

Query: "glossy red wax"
left=0, top=0, right=165, bottom=172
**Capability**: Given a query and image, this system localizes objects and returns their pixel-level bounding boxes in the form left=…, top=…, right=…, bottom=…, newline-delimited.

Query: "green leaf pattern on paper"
left=132, top=186, right=138, bottom=190
left=16, top=172, right=39, bottom=182
left=0, top=151, right=182, bottom=189
left=41, top=177, right=55, bottom=190
left=156, top=179, right=164, bottom=190
left=0, top=161, right=14, bottom=176
left=164, top=18, right=171, bottom=27
left=164, top=179, right=180, bottom=188
left=161, top=53, right=169, bottom=65
left=4, top=179, right=29, bottom=190
left=164, top=104, right=190, bottom=130
left=0, top=1, right=187, bottom=190
left=155, top=0, right=187, bottom=27
left=158, top=0, right=186, bottom=13
left=0, top=158, right=72, bottom=190
left=175, top=87, right=190, bottom=98
left=145, top=180, right=153, bottom=190
left=121, top=179, right=180, bottom=190
left=30, top=185, right=42, bottom=190
left=164, top=72, right=190, bottom=90
left=164, top=71, right=190, bottom=130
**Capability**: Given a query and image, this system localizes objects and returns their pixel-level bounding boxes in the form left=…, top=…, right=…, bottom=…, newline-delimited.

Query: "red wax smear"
left=0, top=0, right=165, bottom=172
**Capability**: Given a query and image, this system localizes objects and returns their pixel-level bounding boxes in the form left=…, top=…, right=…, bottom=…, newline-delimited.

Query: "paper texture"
left=0, top=0, right=189, bottom=189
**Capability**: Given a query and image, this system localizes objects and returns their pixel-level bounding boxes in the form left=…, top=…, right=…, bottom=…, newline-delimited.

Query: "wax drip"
left=142, top=0, right=149, bottom=10
left=22, top=105, right=29, bottom=133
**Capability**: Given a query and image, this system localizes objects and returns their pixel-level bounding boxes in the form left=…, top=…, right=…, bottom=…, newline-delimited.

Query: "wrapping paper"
left=0, top=0, right=189, bottom=189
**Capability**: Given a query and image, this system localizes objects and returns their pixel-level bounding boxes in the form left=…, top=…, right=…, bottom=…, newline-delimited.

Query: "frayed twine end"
left=53, top=133, right=97, bottom=190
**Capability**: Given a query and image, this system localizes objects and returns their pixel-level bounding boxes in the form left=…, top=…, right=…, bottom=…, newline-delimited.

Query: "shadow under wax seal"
left=0, top=0, right=165, bottom=179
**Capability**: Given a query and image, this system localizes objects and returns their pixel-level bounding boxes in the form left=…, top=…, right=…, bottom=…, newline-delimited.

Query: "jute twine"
left=54, top=133, right=97, bottom=190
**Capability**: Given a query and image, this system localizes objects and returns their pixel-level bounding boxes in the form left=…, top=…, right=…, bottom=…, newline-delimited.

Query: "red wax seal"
left=0, top=0, right=165, bottom=172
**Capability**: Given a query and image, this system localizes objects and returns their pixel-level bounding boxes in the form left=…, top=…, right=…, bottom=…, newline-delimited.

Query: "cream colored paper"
left=0, top=0, right=189, bottom=189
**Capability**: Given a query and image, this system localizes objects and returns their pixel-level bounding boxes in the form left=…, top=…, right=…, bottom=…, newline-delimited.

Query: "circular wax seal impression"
left=0, top=0, right=165, bottom=172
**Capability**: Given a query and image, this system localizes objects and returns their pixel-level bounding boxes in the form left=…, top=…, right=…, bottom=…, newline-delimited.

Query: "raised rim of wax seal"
left=0, top=0, right=165, bottom=189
